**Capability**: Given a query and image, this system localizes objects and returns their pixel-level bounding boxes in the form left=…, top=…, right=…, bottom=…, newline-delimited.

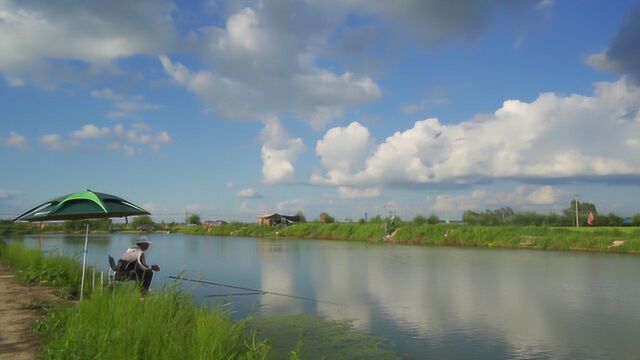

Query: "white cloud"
left=315, top=122, right=374, bottom=178
left=71, top=124, right=111, bottom=139
left=39, top=134, right=75, bottom=150
left=537, top=0, right=554, bottom=9
left=159, top=2, right=381, bottom=129
left=36, top=122, right=169, bottom=155
left=3, top=131, right=28, bottom=150
left=275, top=199, right=306, bottom=214
left=433, top=185, right=563, bottom=213
left=0, top=0, right=176, bottom=86
left=3, top=74, right=24, bottom=86
left=313, top=78, right=640, bottom=186
left=338, top=186, right=381, bottom=199
left=91, top=88, right=161, bottom=120
left=236, top=188, right=263, bottom=199
left=260, top=118, right=305, bottom=184
left=527, top=185, right=560, bottom=205
left=225, top=182, right=235, bottom=189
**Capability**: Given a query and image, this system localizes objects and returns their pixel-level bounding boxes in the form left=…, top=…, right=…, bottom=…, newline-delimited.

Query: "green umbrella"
left=14, top=189, right=150, bottom=300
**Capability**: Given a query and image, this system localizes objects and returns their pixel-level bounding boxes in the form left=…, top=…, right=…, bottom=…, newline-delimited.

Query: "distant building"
left=257, top=213, right=300, bottom=226
left=204, top=220, right=228, bottom=228
left=137, top=224, right=156, bottom=232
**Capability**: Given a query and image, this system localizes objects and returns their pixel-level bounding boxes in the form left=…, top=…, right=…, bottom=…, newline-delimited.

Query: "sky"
left=1, top=0, right=640, bottom=222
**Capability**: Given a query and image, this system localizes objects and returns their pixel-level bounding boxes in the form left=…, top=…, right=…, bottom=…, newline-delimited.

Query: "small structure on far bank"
left=257, top=213, right=300, bottom=226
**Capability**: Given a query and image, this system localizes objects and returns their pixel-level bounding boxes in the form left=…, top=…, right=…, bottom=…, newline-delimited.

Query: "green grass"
left=173, top=222, right=640, bottom=254
left=35, top=287, right=270, bottom=360
left=0, top=242, right=82, bottom=298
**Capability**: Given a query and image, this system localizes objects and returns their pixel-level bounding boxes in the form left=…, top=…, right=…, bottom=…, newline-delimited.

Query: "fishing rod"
left=169, top=275, right=342, bottom=306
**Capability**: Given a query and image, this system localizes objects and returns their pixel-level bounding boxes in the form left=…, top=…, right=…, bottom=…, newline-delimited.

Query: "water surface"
left=9, top=233, right=640, bottom=359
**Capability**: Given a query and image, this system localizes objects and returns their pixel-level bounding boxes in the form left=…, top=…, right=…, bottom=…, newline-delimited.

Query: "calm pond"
left=9, top=233, right=640, bottom=359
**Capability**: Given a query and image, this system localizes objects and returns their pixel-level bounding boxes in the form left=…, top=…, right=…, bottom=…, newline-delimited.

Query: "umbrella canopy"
left=13, top=189, right=150, bottom=301
left=14, top=189, right=149, bottom=222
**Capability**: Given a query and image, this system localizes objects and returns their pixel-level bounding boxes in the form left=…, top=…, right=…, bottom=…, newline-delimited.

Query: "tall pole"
left=574, top=194, right=579, bottom=228
left=80, top=222, right=89, bottom=300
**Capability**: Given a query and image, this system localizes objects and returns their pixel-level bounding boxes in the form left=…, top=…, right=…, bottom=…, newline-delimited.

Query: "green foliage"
left=187, top=214, right=201, bottom=225
left=319, top=212, right=335, bottom=223
left=295, top=211, right=307, bottom=223
left=427, top=215, right=440, bottom=225
left=131, top=215, right=155, bottom=229
left=0, top=243, right=82, bottom=298
left=564, top=200, right=598, bottom=226
left=36, top=287, right=270, bottom=359
left=413, top=215, right=427, bottom=225
left=633, top=213, right=640, bottom=226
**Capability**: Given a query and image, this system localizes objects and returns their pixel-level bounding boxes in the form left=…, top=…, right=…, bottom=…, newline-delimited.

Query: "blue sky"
left=1, top=0, right=640, bottom=222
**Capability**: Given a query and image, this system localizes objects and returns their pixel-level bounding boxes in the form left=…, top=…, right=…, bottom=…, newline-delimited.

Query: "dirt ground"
left=0, top=265, right=60, bottom=360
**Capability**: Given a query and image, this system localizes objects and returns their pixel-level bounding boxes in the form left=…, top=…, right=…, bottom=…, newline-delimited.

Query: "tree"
left=413, top=215, right=427, bottom=225
left=633, top=213, right=640, bottom=226
left=564, top=200, right=597, bottom=226
left=319, top=212, right=335, bottom=223
left=187, top=214, right=201, bottom=225
left=295, top=211, right=307, bottom=223
left=132, top=215, right=154, bottom=229
left=427, top=214, right=440, bottom=224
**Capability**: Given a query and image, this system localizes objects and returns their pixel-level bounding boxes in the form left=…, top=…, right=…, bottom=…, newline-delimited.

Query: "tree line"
left=461, top=201, right=640, bottom=226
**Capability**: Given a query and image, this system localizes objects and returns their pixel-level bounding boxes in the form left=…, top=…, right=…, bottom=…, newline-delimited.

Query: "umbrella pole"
left=80, top=222, right=89, bottom=301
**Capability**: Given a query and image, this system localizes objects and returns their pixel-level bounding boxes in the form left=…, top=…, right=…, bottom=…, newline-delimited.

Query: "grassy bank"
left=36, top=287, right=269, bottom=359
left=174, top=222, right=640, bottom=254
left=0, top=242, right=82, bottom=298
left=0, top=242, right=398, bottom=359
left=0, top=242, right=269, bottom=359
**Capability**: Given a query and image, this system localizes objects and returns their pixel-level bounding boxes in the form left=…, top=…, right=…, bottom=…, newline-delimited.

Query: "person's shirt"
left=119, top=246, right=149, bottom=270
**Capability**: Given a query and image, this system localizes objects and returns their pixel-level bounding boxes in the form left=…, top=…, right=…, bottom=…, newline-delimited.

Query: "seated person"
left=115, top=237, right=160, bottom=294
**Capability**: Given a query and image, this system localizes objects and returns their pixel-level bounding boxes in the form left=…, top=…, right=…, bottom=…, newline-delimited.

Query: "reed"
left=0, top=242, right=82, bottom=298
left=35, top=286, right=269, bottom=360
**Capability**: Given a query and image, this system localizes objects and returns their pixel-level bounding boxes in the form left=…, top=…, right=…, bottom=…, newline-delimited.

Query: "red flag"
left=587, top=211, right=595, bottom=226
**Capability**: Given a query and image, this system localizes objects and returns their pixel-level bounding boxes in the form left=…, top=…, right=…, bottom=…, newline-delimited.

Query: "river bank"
left=0, top=242, right=398, bottom=359
left=174, top=223, right=640, bottom=254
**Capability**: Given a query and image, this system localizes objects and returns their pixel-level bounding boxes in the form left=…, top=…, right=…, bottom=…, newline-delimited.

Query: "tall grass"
left=36, top=287, right=269, bottom=360
left=174, top=222, right=640, bottom=254
left=0, top=242, right=82, bottom=298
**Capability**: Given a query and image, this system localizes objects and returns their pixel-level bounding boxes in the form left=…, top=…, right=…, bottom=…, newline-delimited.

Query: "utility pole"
left=574, top=194, right=580, bottom=228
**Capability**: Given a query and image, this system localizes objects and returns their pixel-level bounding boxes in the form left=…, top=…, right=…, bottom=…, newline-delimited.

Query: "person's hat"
left=136, top=237, right=152, bottom=245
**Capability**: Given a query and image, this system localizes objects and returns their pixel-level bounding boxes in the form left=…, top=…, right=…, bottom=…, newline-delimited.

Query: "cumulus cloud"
left=159, top=1, right=381, bottom=129
left=71, top=124, right=111, bottom=139
left=338, top=186, right=381, bottom=199
left=39, top=134, right=75, bottom=150
left=313, top=78, right=640, bottom=186
left=38, top=122, right=170, bottom=154
left=315, top=122, right=374, bottom=179
left=3, top=131, right=28, bottom=150
left=587, top=5, right=640, bottom=83
left=91, top=88, right=161, bottom=120
left=0, top=0, right=176, bottom=85
left=260, top=118, right=305, bottom=184
left=236, top=188, right=263, bottom=199
left=433, top=185, right=563, bottom=213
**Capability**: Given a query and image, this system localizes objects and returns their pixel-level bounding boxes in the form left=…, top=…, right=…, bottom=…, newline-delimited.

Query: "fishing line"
left=169, top=275, right=343, bottom=306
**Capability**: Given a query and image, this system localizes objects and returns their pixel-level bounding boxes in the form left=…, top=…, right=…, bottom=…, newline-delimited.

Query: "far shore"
left=4, top=221, right=639, bottom=254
